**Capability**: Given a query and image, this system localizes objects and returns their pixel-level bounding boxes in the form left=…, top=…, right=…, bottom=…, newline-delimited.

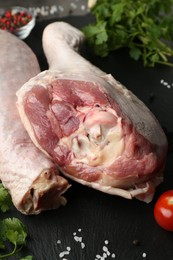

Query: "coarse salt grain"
left=81, top=242, right=85, bottom=249
left=81, top=5, right=86, bottom=11
left=70, top=2, right=77, bottom=9
left=103, top=246, right=108, bottom=252
left=74, top=235, right=82, bottom=242
left=103, top=252, right=107, bottom=258
left=50, top=5, right=58, bottom=15
left=59, top=251, right=68, bottom=258
left=142, top=252, right=147, bottom=258
left=58, top=5, right=64, bottom=12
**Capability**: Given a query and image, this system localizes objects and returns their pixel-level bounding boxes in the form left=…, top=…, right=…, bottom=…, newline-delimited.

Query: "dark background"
left=1, top=2, right=173, bottom=260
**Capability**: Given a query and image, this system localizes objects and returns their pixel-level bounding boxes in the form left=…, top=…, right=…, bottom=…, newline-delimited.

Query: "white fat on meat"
left=0, top=29, right=69, bottom=214
left=16, top=22, right=168, bottom=203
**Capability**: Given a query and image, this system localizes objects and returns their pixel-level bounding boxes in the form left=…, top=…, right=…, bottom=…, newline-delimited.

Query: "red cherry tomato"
left=154, top=190, right=173, bottom=231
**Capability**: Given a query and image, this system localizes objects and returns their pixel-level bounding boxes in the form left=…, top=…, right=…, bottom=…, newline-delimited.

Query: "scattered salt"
left=57, top=228, right=149, bottom=259
left=28, top=5, right=59, bottom=17
left=102, top=245, right=110, bottom=256
left=73, top=228, right=86, bottom=249
left=95, top=240, right=116, bottom=259
left=160, top=79, right=172, bottom=89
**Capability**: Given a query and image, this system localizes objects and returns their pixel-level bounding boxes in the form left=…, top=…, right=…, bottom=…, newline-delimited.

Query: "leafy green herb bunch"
left=83, top=0, right=173, bottom=67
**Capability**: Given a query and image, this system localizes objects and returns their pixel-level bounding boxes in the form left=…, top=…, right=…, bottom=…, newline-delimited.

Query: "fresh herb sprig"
left=0, top=184, right=12, bottom=212
left=0, top=217, right=27, bottom=259
left=83, top=0, right=173, bottom=67
left=0, top=183, right=32, bottom=259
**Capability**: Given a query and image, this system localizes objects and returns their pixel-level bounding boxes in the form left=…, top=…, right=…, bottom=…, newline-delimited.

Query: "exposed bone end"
left=17, top=168, right=70, bottom=215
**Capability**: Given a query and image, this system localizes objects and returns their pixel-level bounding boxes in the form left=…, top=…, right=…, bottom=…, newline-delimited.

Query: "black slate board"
left=1, top=14, right=173, bottom=260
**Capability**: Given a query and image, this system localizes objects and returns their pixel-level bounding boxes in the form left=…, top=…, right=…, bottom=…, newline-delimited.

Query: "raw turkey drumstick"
left=0, top=29, right=69, bottom=215
left=17, top=22, right=168, bottom=203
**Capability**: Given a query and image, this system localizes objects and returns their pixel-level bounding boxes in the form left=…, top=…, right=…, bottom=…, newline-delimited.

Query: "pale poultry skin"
left=0, top=29, right=69, bottom=214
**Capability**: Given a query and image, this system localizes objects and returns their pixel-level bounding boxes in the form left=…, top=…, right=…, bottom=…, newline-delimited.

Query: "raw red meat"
left=17, top=22, right=168, bottom=203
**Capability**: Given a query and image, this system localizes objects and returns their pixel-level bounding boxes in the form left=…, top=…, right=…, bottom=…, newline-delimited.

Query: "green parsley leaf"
left=95, top=29, right=108, bottom=45
left=110, top=3, right=125, bottom=24
left=0, top=185, right=32, bottom=259
left=0, top=221, right=6, bottom=249
left=3, top=218, right=27, bottom=246
left=0, top=183, right=12, bottom=212
left=20, top=256, right=33, bottom=260
left=0, top=218, right=27, bottom=259
left=84, top=0, right=173, bottom=67
left=129, top=47, right=141, bottom=61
